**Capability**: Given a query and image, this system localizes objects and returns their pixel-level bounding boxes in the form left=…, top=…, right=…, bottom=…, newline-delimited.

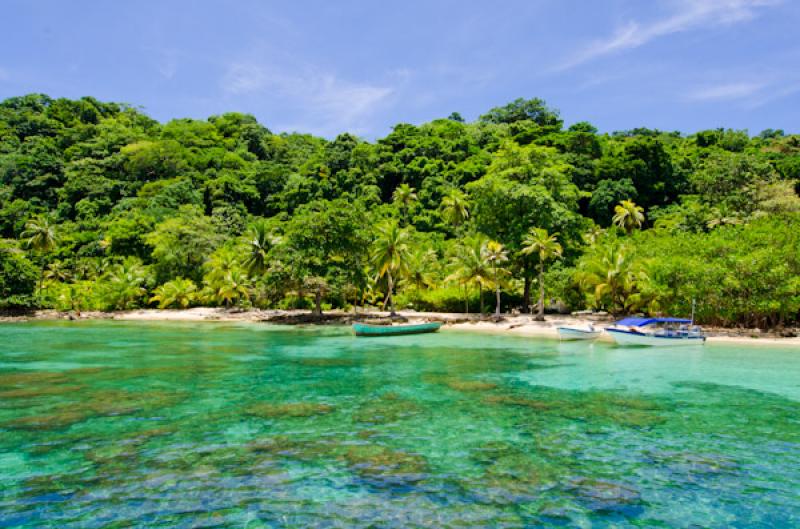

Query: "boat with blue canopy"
left=352, top=321, right=442, bottom=337
left=607, top=317, right=706, bottom=346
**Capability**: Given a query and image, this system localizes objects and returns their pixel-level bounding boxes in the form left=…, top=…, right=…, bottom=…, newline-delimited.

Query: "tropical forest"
left=1, top=94, right=799, bottom=328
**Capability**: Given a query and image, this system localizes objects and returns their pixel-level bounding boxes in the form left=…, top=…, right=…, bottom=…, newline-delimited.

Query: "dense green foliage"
left=1, top=94, right=798, bottom=327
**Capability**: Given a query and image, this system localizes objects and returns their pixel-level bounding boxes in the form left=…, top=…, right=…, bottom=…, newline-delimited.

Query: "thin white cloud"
left=741, top=82, right=800, bottom=108
left=687, top=81, right=766, bottom=101
left=686, top=67, right=800, bottom=108
left=224, top=63, right=267, bottom=94
left=557, top=0, right=781, bottom=71
left=157, top=50, right=178, bottom=80
left=222, top=62, right=393, bottom=135
left=141, top=46, right=181, bottom=81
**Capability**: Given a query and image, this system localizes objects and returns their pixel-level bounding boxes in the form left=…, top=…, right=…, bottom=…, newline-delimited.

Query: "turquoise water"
left=1, top=321, right=799, bottom=528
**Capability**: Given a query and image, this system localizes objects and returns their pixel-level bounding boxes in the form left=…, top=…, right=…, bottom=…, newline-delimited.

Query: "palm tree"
left=150, top=278, right=197, bottom=309
left=74, top=257, right=107, bottom=280
left=211, top=269, right=251, bottom=308
left=612, top=200, right=645, bottom=235
left=20, top=215, right=58, bottom=291
left=57, top=283, right=87, bottom=316
left=521, top=228, right=563, bottom=321
left=205, top=248, right=238, bottom=280
left=243, top=220, right=280, bottom=276
left=21, top=215, right=58, bottom=254
left=44, top=261, right=71, bottom=284
left=104, top=257, right=148, bottom=310
left=392, top=184, right=418, bottom=225
left=440, top=189, right=469, bottom=227
left=203, top=249, right=250, bottom=308
left=404, top=247, right=437, bottom=297
left=706, top=214, right=742, bottom=229
left=370, top=220, right=411, bottom=316
left=447, top=236, right=492, bottom=314
left=574, top=243, right=640, bottom=315
left=583, top=225, right=605, bottom=246
left=482, top=240, right=508, bottom=317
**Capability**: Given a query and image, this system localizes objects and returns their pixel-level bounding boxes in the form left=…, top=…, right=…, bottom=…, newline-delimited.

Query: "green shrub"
left=0, top=244, right=38, bottom=309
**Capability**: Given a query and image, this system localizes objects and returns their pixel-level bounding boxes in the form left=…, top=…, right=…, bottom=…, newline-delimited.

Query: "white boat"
left=606, top=317, right=706, bottom=347
left=557, top=325, right=602, bottom=341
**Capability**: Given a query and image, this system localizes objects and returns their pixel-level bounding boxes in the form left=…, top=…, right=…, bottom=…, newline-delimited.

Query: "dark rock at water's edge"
left=262, top=312, right=357, bottom=325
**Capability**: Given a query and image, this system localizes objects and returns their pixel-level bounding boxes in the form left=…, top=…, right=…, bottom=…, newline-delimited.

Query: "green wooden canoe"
left=352, top=322, right=442, bottom=337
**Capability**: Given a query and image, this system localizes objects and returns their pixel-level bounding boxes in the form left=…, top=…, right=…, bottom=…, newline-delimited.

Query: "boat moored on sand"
left=606, top=317, right=706, bottom=346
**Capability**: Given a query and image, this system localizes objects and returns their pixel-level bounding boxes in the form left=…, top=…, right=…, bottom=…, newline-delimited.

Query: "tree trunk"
left=387, top=271, right=396, bottom=316
left=535, top=264, right=545, bottom=321
left=464, top=284, right=469, bottom=314
left=522, top=268, right=532, bottom=313
left=314, top=288, right=323, bottom=317
left=494, top=265, right=501, bottom=317
left=479, top=284, right=484, bottom=314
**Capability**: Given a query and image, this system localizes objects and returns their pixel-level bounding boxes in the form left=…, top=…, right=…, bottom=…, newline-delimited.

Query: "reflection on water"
left=1, top=321, right=799, bottom=528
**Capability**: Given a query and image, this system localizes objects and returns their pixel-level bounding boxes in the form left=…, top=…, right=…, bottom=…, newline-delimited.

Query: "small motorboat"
left=557, top=324, right=602, bottom=341
left=606, top=317, right=706, bottom=346
left=352, top=321, right=442, bottom=337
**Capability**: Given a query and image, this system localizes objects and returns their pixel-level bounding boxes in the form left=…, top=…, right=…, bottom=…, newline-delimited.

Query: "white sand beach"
left=4, top=308, right=799, bottom=346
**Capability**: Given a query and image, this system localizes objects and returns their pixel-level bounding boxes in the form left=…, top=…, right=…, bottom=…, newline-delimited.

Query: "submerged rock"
left=567, top=477, right=644, bottom=515
left=246, top=401, right=335, bottom=418
left=483, top=394, right=553, bottom=411
left=3, top=409, right=90, bottom=431
left=341, top=444, right=428, bottom=486
left=646, top=450, right=738, bottom=478
left=483, top=387, right=668, bottom=429
left=0, top=384, right=85, bottom=399
left=445, top=379, right=498, bottom=392
left=0, top=371, right=70, bottom=386
left=295, top=357, right=358, bottom=368
left=248, top=435, right=339, bottom=463
left=353, top=393, right=420, bottom=424
left=2, top=389, right=187, bottom=431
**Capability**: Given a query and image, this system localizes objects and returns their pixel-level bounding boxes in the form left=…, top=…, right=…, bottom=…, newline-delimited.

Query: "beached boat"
left=557, top=325, right=602, bottom=341
left=606, top=317, right=706, bottom=346
left=352, top=321, right=442, bottom=337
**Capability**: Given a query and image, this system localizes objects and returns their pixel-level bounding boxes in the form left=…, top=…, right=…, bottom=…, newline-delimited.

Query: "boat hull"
left=352, top=322, right=442, bottom=337
left=557, top=327, right=602, bottom=341
left=607, top=328, right=706, bottom=346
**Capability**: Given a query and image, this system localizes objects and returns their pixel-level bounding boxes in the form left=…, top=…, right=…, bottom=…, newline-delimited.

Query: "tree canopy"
left=1, top=93, right=798, bottom=327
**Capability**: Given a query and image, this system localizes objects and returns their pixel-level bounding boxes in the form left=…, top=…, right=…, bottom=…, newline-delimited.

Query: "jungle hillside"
left=1, top=94, right=799, bottom=328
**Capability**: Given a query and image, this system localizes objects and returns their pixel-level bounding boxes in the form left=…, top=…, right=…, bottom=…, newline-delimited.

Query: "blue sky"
left=1, top=0, right=798, bottom=138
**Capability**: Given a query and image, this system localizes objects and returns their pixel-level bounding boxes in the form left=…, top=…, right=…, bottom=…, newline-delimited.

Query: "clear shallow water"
left=1, top=322, right=799, bottom=528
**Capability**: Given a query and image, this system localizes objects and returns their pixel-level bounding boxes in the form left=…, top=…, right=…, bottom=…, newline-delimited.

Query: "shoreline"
left=3, top=308, right=799, bottom=346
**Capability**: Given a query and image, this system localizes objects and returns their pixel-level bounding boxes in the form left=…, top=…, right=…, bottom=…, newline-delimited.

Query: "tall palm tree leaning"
left=521, top=228, right=563, bottom=321
left=392, top=184, right=418, bottom=225
left=483, top=240, right=508, bottom=318
left=613, top=199, right=645, bottom=235
left=370, top=220, right=411, bottom=316
left=21, top=214, right=58, bottom=292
